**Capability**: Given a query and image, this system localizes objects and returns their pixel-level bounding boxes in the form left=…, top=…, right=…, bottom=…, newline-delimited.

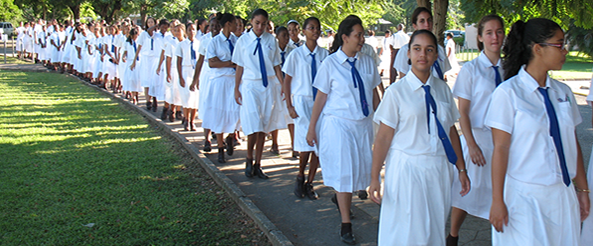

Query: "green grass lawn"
left=1, top=56, right=30, bottom=64
left=0, top=70, right=268, bottom=245
left=456, top=50, right=593, bottom=80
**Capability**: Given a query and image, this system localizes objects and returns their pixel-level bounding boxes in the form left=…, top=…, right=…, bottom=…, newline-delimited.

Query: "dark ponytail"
left=217, top=13, right=236, bottom=28
left=126, top=27, right=138, bottom=45
left=502, top=18, right=561, bottom=80
left=330, top=15, right=363, bottom=54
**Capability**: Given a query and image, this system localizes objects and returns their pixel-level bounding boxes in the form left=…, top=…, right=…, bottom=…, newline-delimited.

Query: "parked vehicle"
left=444, top=29, right=464, bottom=38
left=0, top=22, right=14, bottom=37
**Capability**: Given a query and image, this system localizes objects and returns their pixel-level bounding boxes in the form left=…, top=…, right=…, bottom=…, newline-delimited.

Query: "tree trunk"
left=69, top=4, right=81, bottom=21
left=416, top=0, right=431, bottom=9
left=433, top=0, right=448, bottom=46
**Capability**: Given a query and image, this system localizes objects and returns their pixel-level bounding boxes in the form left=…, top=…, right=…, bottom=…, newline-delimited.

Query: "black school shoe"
left=304, top=183, right=318, bottom=200
left=294, top=176, right=305, bottom=198
left=340, top=231, right=356, bottom=245
left=225, top=136, right=234, bottom=156
left=160, top=108, right=168, bottom=120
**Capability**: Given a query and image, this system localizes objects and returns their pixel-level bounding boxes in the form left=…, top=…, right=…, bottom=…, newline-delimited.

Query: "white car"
left=0, top=22, right=14, bottom=37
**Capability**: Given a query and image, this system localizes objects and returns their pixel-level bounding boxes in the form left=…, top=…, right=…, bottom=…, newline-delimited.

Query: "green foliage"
left=0, top=0, right=23, bottom=23
left=567, top=23, right=593, bottom=59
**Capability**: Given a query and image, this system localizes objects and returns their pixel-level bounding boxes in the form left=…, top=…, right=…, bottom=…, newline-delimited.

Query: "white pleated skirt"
left=492, top=177, right=580, bottom=246
left=451, top=128, right=493, bottom=219
left=292, top=95, right=315, bottom=152
left=270, top=79, right=292, bottom=128
left=93, top=55, right=103, bottom=78
left=378, top=150, right=453, bottom=245
left=16, top=38, right=23, bottom=51
left=139, top=55, right=157, bottom=88
left=164, top=62, right=182, bottom=105
left=317, top=114, right=373, bottom=193
left=123, top=61, right=142, bottom=92
left=149, top=65, right=165, bottom=99
left=201, top=75, right=240, bottom=133
left=581, top=149, right=593, bottom=245
left=239, top=77, right=283, bottom=136
left=197, top=67, right=210, bottom=120
left=179, top=66, right=198, bottom=109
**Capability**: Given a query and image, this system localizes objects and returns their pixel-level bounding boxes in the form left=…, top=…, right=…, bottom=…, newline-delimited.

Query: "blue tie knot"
left=493, top=66, right=502, bottom=86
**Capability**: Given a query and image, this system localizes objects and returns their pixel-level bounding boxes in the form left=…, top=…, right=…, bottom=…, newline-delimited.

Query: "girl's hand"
left=469, top=145, right=486, bottom=166
left=369, top=179, right=382, bottom=204
left=578, top=191, right=591, bottom=222
left=490, top=200, right=509, bottom=232
left=130, top=61, right=136, bottom=70
left=166, top=74, right=171, bottom=83
left=288, top=107, right=298, bottom=119
left=458, top=171, right=471, bottom=196
left=179, top=77, right=185, bottom=88
left=306, top=129, right=317, bottom=147
left=189, top=83, right=196, bottom=91
left=234, top=89, right=242, bottom=105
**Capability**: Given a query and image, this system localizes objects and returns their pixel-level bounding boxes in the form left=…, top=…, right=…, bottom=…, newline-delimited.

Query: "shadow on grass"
left=0, top=71, right=268, bottom=245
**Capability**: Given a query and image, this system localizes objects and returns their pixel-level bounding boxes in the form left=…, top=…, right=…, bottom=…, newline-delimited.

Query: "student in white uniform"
left=176, top=23, right=200, bottom=131
left=131, top=17, right=157, bottom=111
left=287, top=20, right=304, bottom=49
left=192, top=17, right=221, bottom=152
left=103, top=25, right=118, bottom=90
left=148, top=19, right=169, bottom=111
left=305, top=15, right=381, bottom=244
left=16, top=22, right=25, bottom=58
left=200, top=13, right=240, bottom=163
left=273, top=25, right=296, bottom=157
left=122, top=27, right=142, bottom=104
left=393, top=7, right=451, bottom=80
left=162, top=22, right=184, bottom=122
left=93, top=26, right=105, bottom=86
left=369, top=29, right=470, bottom=246
left=234, top=16, right=245, bottom=38
left=444, top=33, right=459, bottom=78
left=84, top=24, right=97, bottom=82
left=487, top=18, right=590, bottom=246
left=582, top=72, right=593, bottom=245
left=232, top=9, right=284, bottom=179
left=115, top=23, right=129, bottom=93
left=379, top=30, right=391, bottom=77
left=447, top=15, right=505, bottom=246
left=283, top=17, right=328, bottom=200
left=50, top=24, right=64, bottom=70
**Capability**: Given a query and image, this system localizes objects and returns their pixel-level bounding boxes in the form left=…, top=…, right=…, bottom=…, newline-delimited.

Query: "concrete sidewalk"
left=3, top=63, right=592, bottom=246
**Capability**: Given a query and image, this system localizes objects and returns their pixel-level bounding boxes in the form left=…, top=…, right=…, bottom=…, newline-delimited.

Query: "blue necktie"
left=227, top=38, right=234, bottom=55
left=133, top=41, right=138, bottom=61
left=111, top=35, right=115, bottom=53
left=538, top=87, right=571, bottom=186
left=310, top=53, right=318, bottom=99
left=57, top=36, right=60, bottom=46
left=346, top=58, right=369, bottom=117
left=151, top=37, right=154, bottom=50
left=422, top=85, right=457, bottom=164
left=493, top=66, right=502, bottom=86
left=190, top=40, right=196, bottom=69
left=295, top=41, right=301, bottom=47
left=433, top=61, right=444, bottom=80
left=253, top=37, right=268, bottom=87
left=281, top=51, right=286, bottom=66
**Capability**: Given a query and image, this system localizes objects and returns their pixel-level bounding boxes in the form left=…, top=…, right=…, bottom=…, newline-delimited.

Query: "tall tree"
left=92, top=0, right=123, bottom=23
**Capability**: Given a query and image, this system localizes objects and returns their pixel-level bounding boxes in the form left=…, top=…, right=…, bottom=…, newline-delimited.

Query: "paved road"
left=2, top=63, right=592, bottom=246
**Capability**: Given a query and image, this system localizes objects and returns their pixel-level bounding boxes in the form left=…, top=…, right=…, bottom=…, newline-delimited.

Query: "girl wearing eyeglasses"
left=487, top=18, right=589, bottom=245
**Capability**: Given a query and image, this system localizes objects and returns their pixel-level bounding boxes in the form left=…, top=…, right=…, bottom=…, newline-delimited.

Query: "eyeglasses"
left=537, top=43, right=568, bottom=51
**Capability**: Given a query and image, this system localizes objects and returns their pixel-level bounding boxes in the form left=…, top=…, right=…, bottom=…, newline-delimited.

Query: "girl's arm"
left=450, top=125, right=470, bottom=196
left=122, top=50, right=127, bottom=64
left=489, top=128, right=511, bottom=232
left=165, top=56, right=172, bottom=82
left=156, top=50, right=165, bottom=75
left=177, top=56, right=184, bottom=87
left=574, top=135, right=590, bottom=222
left=306, top=92, right=328, bottom=146
left=369, top=122, right=395, bottom=204
left=458, top=98, right=486, bottom=166
left=283, top=74, right=298, bottom=119
left=274, top=65, right=284, bottom=98
left=208, top=57, right=234, bottom=68
left=131, top=45, right=142, bottom=70
left=191, top=54, right=205, bottom=91
left=234, top=66, right=244, bottom=105
left=372, top=87, right=381, bottom=110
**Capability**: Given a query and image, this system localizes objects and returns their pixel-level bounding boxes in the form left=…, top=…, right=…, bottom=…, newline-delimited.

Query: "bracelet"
left=576, top=188, right=591, bottom=193
left=458, top=169, right=467, bottom=173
